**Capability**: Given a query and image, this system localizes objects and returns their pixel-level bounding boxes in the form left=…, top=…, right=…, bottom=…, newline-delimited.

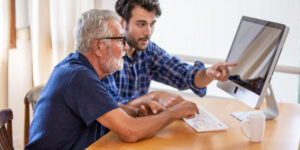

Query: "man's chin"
left=136, top=39, right=148, bottom=49
left=106, top=61, right=124, bottom=74
left=116, top=59, right=124, bottom=71
left=137, top=43, right=148, bottom=50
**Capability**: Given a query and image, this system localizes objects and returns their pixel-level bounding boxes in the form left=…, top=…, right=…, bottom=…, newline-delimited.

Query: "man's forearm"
left=127, top=109, right=175, bottom=141
left=194, top=69, right=213, bottom=88
left=98, top=108, right=176, bottom=142
left=98, top=101, right=197, bottom=142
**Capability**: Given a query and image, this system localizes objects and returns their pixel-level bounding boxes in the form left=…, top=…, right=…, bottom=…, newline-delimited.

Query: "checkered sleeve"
left=146, top=42, right=207, bottom=97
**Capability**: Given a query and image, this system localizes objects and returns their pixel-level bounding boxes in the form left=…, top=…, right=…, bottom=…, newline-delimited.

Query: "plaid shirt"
left=102, top=41, right=206, bottom=104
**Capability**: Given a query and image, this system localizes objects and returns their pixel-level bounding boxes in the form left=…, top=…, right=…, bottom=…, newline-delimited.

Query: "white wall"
left=153, top=0, right=300, bottom=64
left=101, top=0, right=300, bottom=103
left=151, top=0, right=300, bottom=103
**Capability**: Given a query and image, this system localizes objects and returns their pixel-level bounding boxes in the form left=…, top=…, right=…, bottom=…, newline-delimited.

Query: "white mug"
left=240, top=113, right=265, bottom=142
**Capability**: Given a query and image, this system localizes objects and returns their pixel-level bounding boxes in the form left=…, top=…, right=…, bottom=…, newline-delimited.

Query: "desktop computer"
left=217, top=16, right=289, bottom=121
left=184, top=16, right=289, bottom=132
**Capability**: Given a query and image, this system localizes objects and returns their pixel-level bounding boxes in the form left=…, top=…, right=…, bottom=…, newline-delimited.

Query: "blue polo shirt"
left=25, top=52, right=119, bottom=150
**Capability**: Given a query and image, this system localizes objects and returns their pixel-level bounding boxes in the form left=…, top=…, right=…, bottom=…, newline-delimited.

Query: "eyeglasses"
left=98, top=36, right=126, bottom=46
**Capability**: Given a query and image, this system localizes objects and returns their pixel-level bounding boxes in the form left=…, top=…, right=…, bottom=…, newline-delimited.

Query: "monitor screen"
left=217, top=16, right=289, bottom=109
left=227, top=17, right=285, bottom=95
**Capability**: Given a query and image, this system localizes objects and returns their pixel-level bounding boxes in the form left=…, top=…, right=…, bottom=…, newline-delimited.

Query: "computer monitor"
left=217, top=16, right=289, bottom=120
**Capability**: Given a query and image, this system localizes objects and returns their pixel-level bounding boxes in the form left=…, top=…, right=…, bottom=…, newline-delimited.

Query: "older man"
left=25, top=9, right=198, bottom=150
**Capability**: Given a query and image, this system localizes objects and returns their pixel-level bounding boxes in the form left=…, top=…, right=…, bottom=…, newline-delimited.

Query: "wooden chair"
left=0, top=108, right=14, bottom=150
left=24, top=85, right=44, bottom=146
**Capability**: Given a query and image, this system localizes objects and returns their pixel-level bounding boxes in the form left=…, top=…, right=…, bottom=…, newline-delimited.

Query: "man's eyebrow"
left=135, top=20, right=157, bottom=24
left=135, top=20, right=147, bottom=23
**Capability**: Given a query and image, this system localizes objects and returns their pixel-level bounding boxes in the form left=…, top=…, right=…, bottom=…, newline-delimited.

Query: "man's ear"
left=121, top=17, right=126, bottom=29
left=91, top=40, right=103, bottom=57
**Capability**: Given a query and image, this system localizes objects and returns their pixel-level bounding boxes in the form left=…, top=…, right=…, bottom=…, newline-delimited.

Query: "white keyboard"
left=183, top=105, right=228, bottom=132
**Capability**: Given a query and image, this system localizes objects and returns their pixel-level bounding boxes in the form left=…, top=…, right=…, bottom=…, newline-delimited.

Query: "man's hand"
left=119, top=104, right=139, bottom=117
left=151, top=91, right=184, bottom=108
left=194, top=62, right=237, bottom=88
left=138, top=91, right=184, bottom=116
left=127, top=91, right=185, bottom=116
left=138, top=100, right=165, bottom=117
left=167, top=101, right=199, bottom=119
left=206, top=62, right=237, bottom=82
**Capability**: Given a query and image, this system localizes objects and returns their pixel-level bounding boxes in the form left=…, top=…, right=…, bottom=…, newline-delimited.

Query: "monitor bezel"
left=217, top=16, right=288, bottom=109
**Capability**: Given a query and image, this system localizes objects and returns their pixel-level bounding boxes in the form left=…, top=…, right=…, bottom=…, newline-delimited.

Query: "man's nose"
left=144, top=25, right=152, bottom=36
left=123, top=42, right=129, bottom=51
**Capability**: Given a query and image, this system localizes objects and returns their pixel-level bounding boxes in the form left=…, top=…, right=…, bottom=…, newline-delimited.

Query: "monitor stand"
left=231, top=85, right=279, bottom=121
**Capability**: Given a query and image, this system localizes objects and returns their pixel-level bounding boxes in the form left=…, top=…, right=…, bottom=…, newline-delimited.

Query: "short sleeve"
left=64, top=69, right=119, bottom=126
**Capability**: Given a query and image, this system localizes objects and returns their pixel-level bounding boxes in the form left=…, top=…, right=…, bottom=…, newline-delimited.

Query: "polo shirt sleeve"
left=64, top=69, right=119, bottom=126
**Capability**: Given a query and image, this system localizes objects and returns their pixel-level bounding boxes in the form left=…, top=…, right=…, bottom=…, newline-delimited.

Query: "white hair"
left=73, top=9, right=121, bottom=53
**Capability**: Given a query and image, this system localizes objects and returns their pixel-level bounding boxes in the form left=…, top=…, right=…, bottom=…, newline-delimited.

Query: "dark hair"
left=115, top=0, right=161, bottom=23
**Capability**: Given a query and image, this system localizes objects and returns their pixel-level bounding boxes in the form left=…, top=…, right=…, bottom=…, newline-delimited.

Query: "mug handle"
left=240, top=119, right=250, bottom=138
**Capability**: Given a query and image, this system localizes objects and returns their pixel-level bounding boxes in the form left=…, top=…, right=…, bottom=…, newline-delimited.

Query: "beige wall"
left=8, top=40, right=33, bottom=149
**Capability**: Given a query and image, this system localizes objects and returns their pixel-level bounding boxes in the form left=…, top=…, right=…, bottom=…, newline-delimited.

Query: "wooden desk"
left=87, top=97, right=300, bottom=150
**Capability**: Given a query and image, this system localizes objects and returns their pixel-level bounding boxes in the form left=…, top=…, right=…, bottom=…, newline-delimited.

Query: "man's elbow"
left=120, top=133, right=140, bottom=143
left=118, top=129, right=143, bottom=143
left=122, top=136, right=139, bottom=143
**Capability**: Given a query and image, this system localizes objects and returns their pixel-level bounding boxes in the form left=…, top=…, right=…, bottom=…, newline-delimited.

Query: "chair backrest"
left=24, top=85, right=44, bottom=147
left=0, top=108, right=14, bottom=150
